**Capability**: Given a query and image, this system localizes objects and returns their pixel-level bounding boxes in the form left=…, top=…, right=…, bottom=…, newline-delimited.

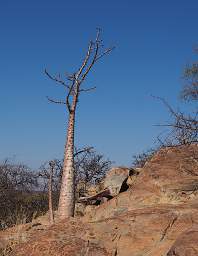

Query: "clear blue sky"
left=0, top=0, right=198, bottom=168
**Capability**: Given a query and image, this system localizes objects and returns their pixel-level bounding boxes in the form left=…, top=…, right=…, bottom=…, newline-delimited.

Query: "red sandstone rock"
left=167, top=227, right=198, bottom=256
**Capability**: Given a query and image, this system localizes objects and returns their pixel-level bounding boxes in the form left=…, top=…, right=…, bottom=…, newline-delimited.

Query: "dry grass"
left=0, top=240, right=19, bottom=256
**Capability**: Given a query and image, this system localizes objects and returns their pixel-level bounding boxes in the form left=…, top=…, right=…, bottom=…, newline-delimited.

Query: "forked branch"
left=45, top=29, right=114, bottom=114
left=45, top=69, right=71, bottom=90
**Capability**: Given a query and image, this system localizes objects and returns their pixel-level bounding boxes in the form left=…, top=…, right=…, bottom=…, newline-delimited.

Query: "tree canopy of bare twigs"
left=0, top=159, right=38, bottom=193
left=74, top=149, right=112, bottom=186
left=38, top=159, right=62, bottom=193
left=132, top=148, right=157, bottom=168
left=181, top=62, right=198, bottom=101
left=154, top=96, right=198, bottom=145
left=0, top=159, right=48, bottom=230
left=38, top=147, right=112, bottom=195
left=153, top=50, right=198, bottom=145
left=45, top=29, right=114, bottom=114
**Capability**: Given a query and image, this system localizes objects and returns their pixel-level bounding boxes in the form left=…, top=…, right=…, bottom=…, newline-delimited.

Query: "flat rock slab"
left=8, top=218, right=110, bottom=256
left=167, top=227, right=198, bottom=256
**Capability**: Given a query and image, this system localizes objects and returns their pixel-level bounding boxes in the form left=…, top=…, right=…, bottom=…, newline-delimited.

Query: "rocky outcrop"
left=1, top=144, right=198, bottom=256
left=86, top=144, right=198, bottom=221
left=90, top=204, right=198, bottom=256
left=77, top=167, right=133, bottom=215
left=6, top=204, right=198, bottom=256
left=167, top=226, right=198, bottom=256
left=78, top=167, right=132, bottom=206
left=103, top=167, right=131, bottom=196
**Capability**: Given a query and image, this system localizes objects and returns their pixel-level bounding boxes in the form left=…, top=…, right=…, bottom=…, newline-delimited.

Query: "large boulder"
left=103, top=167, right=131, bottom=196
left=78, top=167, right=133, bottom=206
left=87, top=144, right=198, bottom=221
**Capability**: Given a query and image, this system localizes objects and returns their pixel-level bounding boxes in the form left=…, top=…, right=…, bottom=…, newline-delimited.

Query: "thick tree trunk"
left=58, top=111, right=75, bottom=218
left=48, top=166, right=54, bottom=225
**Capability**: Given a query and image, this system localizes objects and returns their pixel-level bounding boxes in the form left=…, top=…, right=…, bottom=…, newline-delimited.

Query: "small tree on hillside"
left=181, top=61, right=198, bottom=101
left=0, top=160, right=43, bottom=229
left=154, top=50, right=198, bottom=145
left=132, top=148, right=157, bottom=168
left=45, top=29, right=114, bottom=218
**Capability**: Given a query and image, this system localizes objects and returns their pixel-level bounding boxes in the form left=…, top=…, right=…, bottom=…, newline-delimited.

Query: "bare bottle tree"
left=45, top=29, right=114, bottom=218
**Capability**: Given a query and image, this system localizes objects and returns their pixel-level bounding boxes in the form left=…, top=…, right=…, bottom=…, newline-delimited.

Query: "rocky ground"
left=0, top=144, right=198, bottom=255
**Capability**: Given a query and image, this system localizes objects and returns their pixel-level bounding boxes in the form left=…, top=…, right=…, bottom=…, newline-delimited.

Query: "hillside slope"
left=1, top=144, right=198, bottom=256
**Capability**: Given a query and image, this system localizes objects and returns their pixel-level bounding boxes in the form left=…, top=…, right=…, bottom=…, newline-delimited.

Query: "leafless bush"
left=154, top=97, right=198, bottom=145
left=0, top=160, right=48, bottom=230
left=181, top=62, right=198, bottom=101
left=74, top=149, right=112, bottom=186
left=153, top=50, right=198, bottom=145
left=132, top=148, right=157, bottom=168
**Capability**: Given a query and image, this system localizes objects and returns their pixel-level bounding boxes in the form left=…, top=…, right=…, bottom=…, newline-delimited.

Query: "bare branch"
left=45, top=69, right=71, bottom=89
left=79, top=42, right=100, bottom=83
left=80, top=43, right=115, bottom=84
left=75, top=41, right=94, bottom=81
left=46, top=96, right=66, bottom=105
left=95, top=46, right=115, bottom=61
left=65, top=72, right=76, bottom=82
left=152, top=95, right=198, bottom=144
left=155, top=123, right=198, bottom=131
left=74, top=147, right=94, bottom=157
left=95, top=27, right=101, bottom=42
left=151, top=95, right=177, bottom=118
left=80, top=86, right=96, bottom=93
